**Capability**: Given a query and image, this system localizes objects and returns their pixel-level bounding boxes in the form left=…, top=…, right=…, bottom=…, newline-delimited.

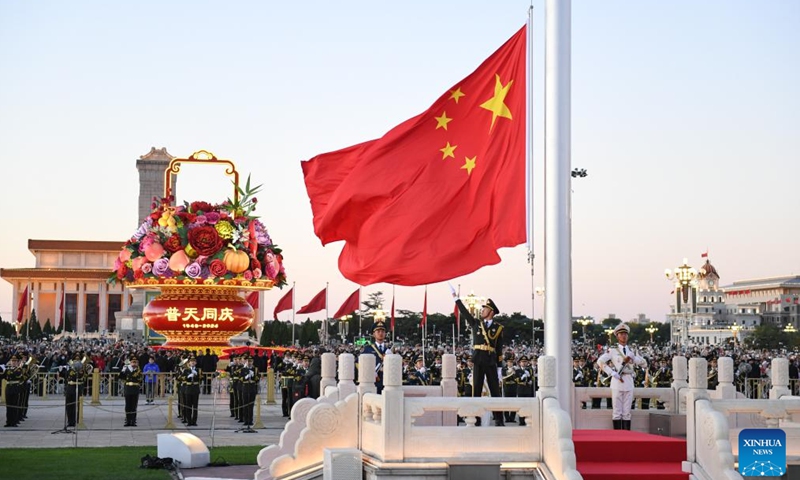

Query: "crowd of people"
left=1, top=311, right=797, bottom=430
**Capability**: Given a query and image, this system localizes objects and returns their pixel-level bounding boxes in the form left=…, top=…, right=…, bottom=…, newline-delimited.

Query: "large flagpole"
left=544, top=0, right=574, bottom=414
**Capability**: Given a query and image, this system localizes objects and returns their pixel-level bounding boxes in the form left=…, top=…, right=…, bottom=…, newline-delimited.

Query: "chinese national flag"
left=297, top=287, right=327, bottom=314
left=333, top=288, right=360, bottom=319
left=273, top=287, right=293, bottom=319
left=302, top=26, right=527, bottom=286
left=17, top=286, right=28, bottom=323
left=454, top=302, right=460, bottom=332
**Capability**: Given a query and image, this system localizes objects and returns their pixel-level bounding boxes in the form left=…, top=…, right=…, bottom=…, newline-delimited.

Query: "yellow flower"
left=184, top=244, right=198, bottom=258
left=215, top=220, right=235, bottom=240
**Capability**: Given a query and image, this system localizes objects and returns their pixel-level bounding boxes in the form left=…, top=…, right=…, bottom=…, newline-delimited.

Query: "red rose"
left=163, top=234, right=184, bottom=253
left=209, top=259, right=228, bottom=277
left=187, top=226, right=223, bottom=256
left=133, top=269, right=144, bottom=280
left=190, top=201, right=214, bottom=214
left=177, top=212, right=197, bottom=223
left=116, top=264, right=129, bottom=280
left=250, top=258, right=262, bottom=270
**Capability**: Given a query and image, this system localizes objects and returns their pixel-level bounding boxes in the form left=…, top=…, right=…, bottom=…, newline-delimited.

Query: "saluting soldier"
left=429, top=356, right=443, bottom=386
left=175, top=355, right=188, bottom=423
left=226, top=354, right=239, bottom=418
left=181, top=356, right=201, bottom=426
left=119, top=356, right=143, bottom=427
left=240, top=355, right=258, bottom=431
left=515, top=355, right=535, bottom=426
left=232, top=355, right=245, bottom=422
left=453, top=291, right=505, bottom=427
left=3, top=355, right=24, bottom=427
left=708, top=357, right=719, bottom=390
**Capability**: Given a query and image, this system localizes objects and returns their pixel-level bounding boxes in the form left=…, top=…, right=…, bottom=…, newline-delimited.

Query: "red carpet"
left=573, top=430, right=688, bottom=480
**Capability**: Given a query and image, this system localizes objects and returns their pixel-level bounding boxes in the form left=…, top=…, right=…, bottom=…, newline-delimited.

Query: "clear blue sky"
left=1, top=1, right=798, bottom=325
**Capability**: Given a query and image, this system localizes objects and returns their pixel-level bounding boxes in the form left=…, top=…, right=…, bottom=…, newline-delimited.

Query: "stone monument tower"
left=116, top=147, right=177, bottom=340
left=136, top=147, right=177, bottom=223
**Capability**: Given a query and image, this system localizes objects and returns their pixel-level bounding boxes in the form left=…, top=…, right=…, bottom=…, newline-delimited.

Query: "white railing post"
left=320, top=352, right=337, bottom=397
left=357, top=354, right=376, bottom=396
left=672, top=355, right=688, bottom=412
left=337, top=353, right=356, bottom=399
left=441, top=354, right=458, bottom=426
left=770, top=358, right=790, bottom=399
left=382, top=354, right=404, bottom=461
left=716, top=357, right=737, bottom=399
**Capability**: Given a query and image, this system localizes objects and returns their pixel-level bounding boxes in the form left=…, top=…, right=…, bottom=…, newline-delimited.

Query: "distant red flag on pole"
left=273, top=287, right=294, bottom=320
left=420, top=289, right=428, bottom=327
left=297, top=287, right=327, bottom=314
left=246, top=291, right=260, bottom=309
left=333, top=288, right=360, bottom=319
left=701, top=250, right=708, bottom=258
left=17, top=286, right=28, bottom=323
left=57, top=287, right=65, bottom=330
left=302, top=26, right=528, bottom=286
left=454, top=303, right=460, bottom=332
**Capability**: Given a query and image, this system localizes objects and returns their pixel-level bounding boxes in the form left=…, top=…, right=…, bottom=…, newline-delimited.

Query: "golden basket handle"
left=163, top=150, right=239, bottom=204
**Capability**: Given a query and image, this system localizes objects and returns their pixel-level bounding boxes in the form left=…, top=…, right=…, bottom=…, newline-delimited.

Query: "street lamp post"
left=730, top=324, right=742, bottom=348
left=604, top=328, right=614, bottom=345
left=339, top=314, right=352, bottom=342
left=645, top=324, right=657, bottom=344
left=578, top=317, right=592, bottom=345
left=665, top=258, right=699, bottom=348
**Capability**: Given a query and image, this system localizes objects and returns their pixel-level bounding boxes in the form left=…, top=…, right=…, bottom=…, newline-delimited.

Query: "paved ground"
left=1, top=395, right=289, bottom=479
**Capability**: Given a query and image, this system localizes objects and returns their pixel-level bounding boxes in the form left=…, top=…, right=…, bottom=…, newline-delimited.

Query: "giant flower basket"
left=109, top=150, right=286, bottom=351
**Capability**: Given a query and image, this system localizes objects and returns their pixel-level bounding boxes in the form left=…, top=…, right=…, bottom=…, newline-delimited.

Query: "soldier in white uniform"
left=597, top=323, right=647, bottom=430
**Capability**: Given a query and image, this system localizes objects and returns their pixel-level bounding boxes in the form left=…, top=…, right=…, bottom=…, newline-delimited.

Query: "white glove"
left=612, top=372, right=621, bottom=380
left=448, top=283, right=457, bottom=298
left=245, top=372, right=254, bottom=380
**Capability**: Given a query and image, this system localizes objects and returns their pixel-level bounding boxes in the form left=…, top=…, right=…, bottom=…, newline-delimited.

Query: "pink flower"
left=252, top=268, right=262, bottom=279
left=243, top=270, right=253, bottom=281
left=141, top=262, right=153, bottom=274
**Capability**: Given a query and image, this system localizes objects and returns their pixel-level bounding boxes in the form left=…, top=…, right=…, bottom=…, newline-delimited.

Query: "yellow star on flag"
left=461, top=156, right=476, bottom=175
left=434, top=112, right=452, bottom=130
left=449, top=88, right=465, bottom=103
left=479, top=74, right=514, bottom=131
left=440, top=142, right=457, bottom=159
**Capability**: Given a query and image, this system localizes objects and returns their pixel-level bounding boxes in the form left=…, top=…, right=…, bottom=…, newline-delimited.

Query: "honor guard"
left=240, top=355, right=259, bottom=431
left=502, top=355, right=519, bottom=423
left=225, top=355, right=239, bottom=418
left=597, top=323, right=647, bottom=430
left=453, top=292, right=505, bottom=427
left=3, top=355, right=23, bottom=427
left=429, top=356, right=443, bottom=386
left=232, top=355, right=245, bottom=422
left=120, top=356, right=143, bottom=426
left=279, top=353, right=295, bottom=417
left=64, top=353, right=88, bottom=428
left=181, top=356, right=201, bottom=426
left=360, top=320, right=391, bottom=393
left=515, top=355, right=535, bottom=426
left=406, top=357, right=429, bottom=386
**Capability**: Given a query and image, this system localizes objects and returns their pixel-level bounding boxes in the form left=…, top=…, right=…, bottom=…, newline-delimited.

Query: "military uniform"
left=119, top=356, right=143, bottom=426
left=279, top=354, right=295, bottom=417
left=181, top=357, right=201, bottom=426
left=502, top=358, right=519, bottom=423
left=597, top=324, right=647, bottom=430
left=240, top=356, right=258, bottom=430
left=515, top=356, right=535, bottom=426
left=3, top=356, right=23, bottom=427
left=455, top=296, right=505, bottom=427
left=63, top=354, right=89, bottom=428
left=406, top=358, right=429, bottom=386
left=360, top=320, right=391, bottom=393
left=226, top=356, right=239, bottom=418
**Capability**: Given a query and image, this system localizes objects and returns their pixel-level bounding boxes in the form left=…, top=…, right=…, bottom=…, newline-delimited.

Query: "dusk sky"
left=1, top=1, right=798, bottom=327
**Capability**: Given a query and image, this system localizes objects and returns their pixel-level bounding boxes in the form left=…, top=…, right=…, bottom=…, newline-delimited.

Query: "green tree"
left=63, top=313, right=72, bottom=333
left=43, top=319, right=53, bottom=336
left=745, top=324, right=787, bottom=350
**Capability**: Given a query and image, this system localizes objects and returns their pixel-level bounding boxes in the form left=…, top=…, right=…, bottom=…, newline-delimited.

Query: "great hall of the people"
left=1, top=148, right=798, bottom=344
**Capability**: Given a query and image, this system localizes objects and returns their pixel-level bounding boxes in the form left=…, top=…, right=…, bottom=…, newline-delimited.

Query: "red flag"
left=302, top=26, right=527, bottom=286
left=390, top=295, right=396, bottom=332
left=333, top=288, right=360, bottom=319
left=246, top=291, right=260, bottom=309
left=273, top=287, right=293, bottom=319
left=454, top=302, right=460, bottom=332
left=16, top=286, right=28, bottom=323
left=58, top=288, right=65, bottom=329
left=420, top=289, right=428, bottom=327
left=297, top=287, right=327, bottom=314
left=701, top=250, right=708, bottom=258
